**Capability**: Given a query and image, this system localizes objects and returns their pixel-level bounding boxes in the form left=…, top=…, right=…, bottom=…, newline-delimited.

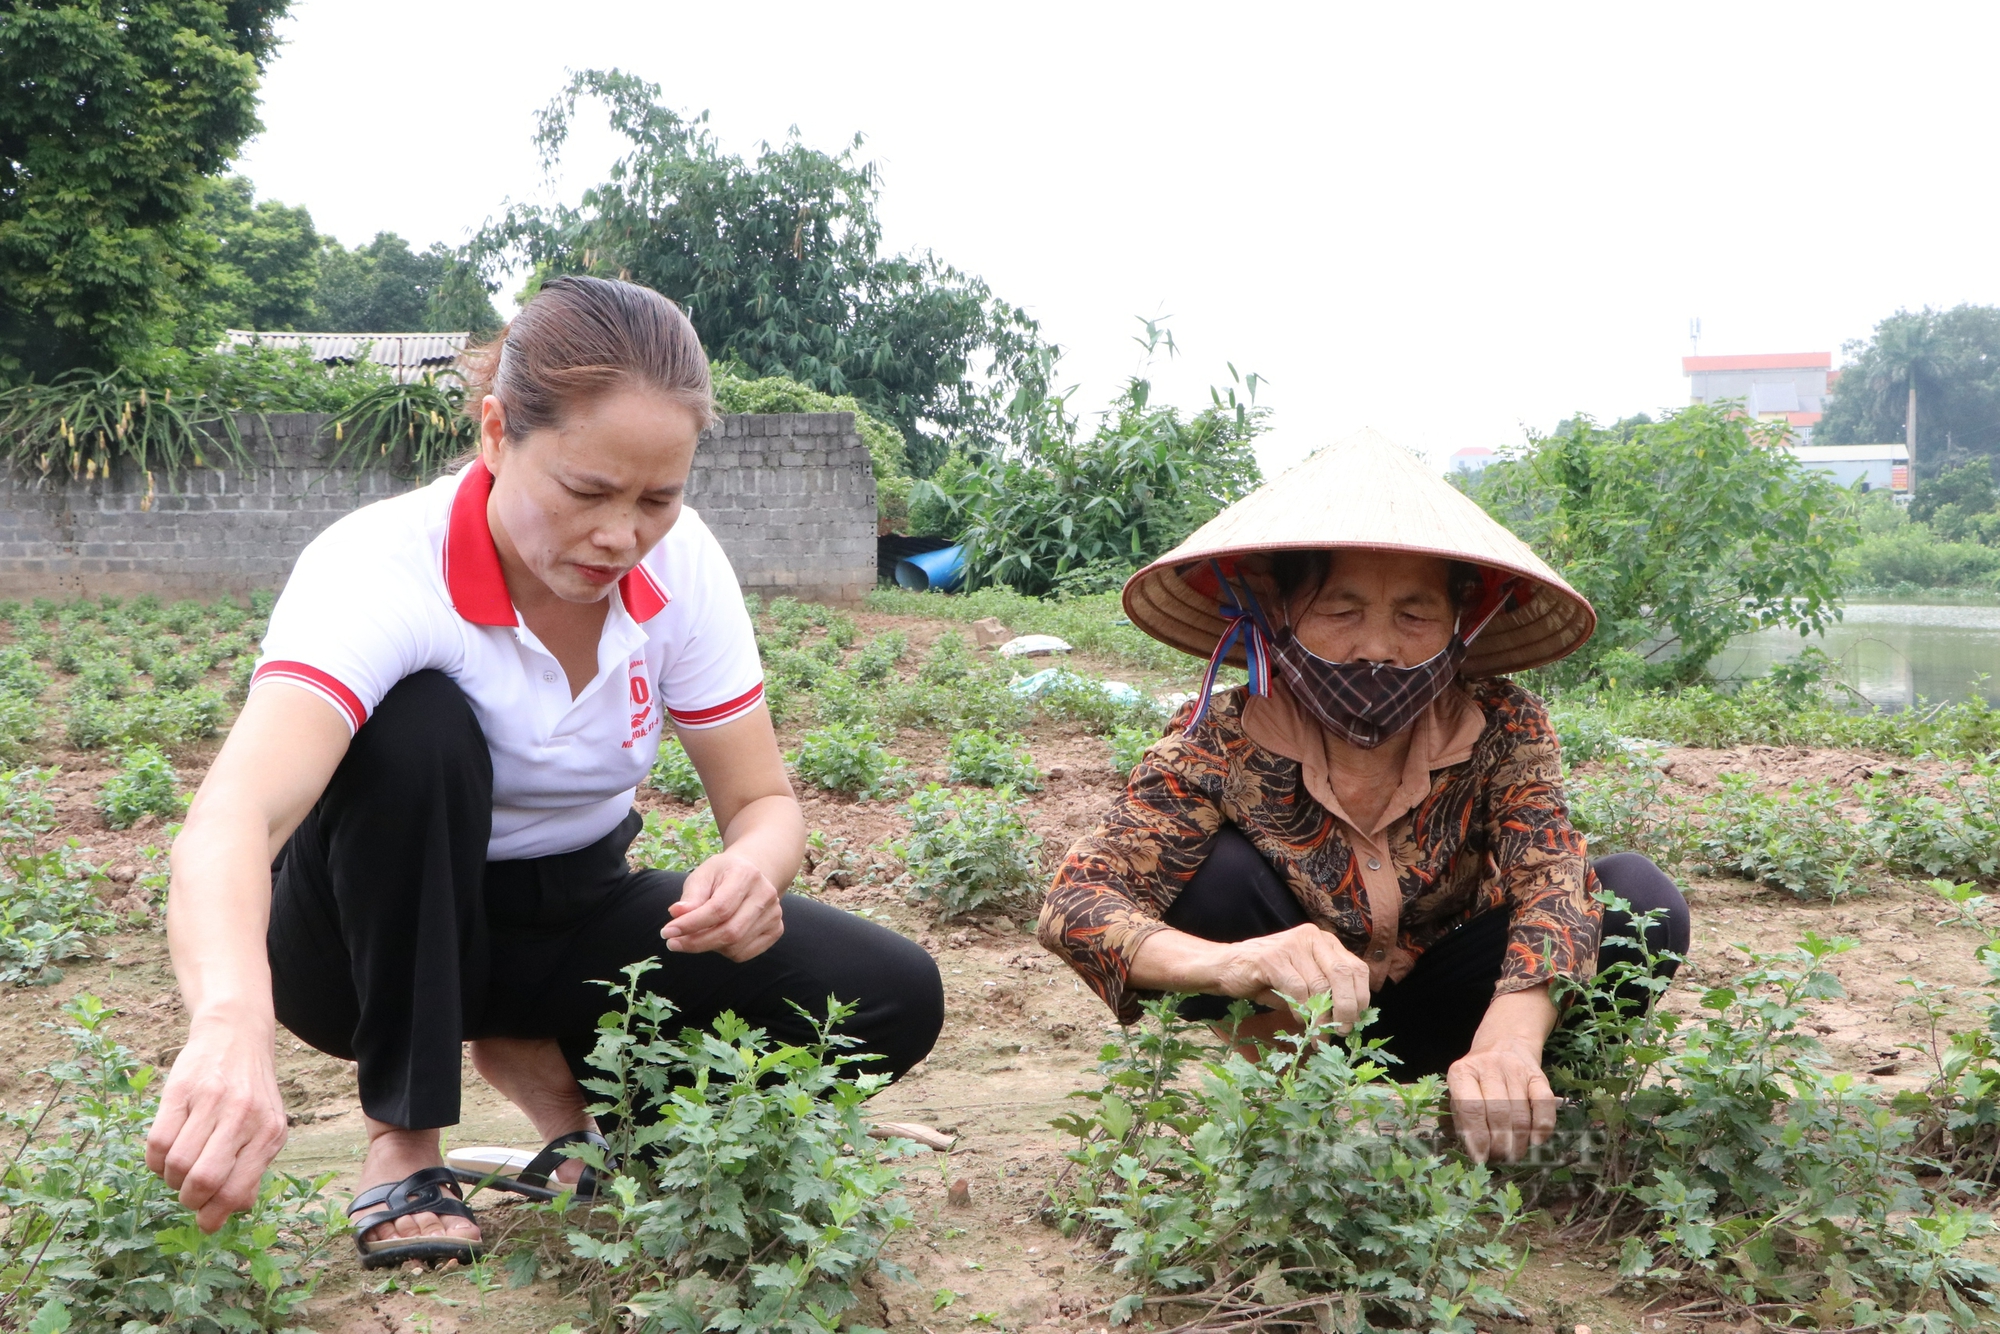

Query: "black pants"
left=1164, top=826, right=1689, bottom=1078
left=268, top=670, right=945, bottom=1130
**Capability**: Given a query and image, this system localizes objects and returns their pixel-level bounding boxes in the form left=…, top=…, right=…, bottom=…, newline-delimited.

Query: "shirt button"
left=1366, top=858, right=1381, bottom=870
left=1372, top=948, right=1387, bottom=961
left=542, top=671, right=557, bottom=683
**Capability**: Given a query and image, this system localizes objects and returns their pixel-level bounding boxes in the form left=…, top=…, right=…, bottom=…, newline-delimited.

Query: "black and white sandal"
left=447, top=1129, right=612, bottom=1202
left=348, top=1166, right=485, bottom=1270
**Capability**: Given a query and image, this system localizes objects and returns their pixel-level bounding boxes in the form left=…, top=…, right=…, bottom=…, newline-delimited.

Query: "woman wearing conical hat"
left=1037, top=430, right=1688, bottom=1164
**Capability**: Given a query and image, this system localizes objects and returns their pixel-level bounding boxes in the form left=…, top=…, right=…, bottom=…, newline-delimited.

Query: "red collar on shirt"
left=444, top=460, right=670, bottom=626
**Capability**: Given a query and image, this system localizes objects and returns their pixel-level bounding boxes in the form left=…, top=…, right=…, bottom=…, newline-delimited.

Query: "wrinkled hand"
left=663, top=851, right=784, bottom=961
left=145, top=1015, right=288, bottom=1232
left=1447, top=1041, right=1556, bottom=1163
left=1211, top=923, right=1372, bottom=1030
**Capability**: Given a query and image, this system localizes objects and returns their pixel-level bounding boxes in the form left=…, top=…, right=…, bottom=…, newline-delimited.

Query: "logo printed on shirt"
left=624, top=657, right=658, bottom=748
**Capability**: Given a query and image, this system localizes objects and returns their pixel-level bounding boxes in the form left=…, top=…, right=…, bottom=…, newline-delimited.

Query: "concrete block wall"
left=0, top=411, right=876, bottom=604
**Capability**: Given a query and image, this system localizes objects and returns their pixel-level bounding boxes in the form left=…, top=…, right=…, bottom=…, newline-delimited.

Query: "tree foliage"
left=193, top=175, right=321, bottom=335
left=1463, top=405, right=1855, bottom=688
left=1819, top=306, right=2000, bottom=480
left=0, top=0, right=291, bottom=381
left=913, top=326, right=1266, bottom=598
left=313, top=231, right=498, bottom=335
left=476, top=69, right=1046, bottom=472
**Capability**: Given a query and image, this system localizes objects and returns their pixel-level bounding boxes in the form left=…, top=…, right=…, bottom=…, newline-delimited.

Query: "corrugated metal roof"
left=222, top=330, right=470, bottom=383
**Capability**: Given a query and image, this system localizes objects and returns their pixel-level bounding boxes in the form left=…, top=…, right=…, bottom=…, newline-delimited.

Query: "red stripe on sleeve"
left=252, top=660, right=368, bottom=732
left=667, top=682, right=764, bottom=728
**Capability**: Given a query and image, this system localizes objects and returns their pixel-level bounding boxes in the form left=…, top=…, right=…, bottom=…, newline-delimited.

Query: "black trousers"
left=268, top=671, right=945, bottom=1130
left=1164, top=826, right=1690, bottom=1078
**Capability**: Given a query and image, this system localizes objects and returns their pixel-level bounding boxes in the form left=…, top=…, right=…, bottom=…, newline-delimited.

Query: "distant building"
left=1683, top=351, right=1835, bottom=443
left=1787, top=443, right=1909, bottom=494
left=1449, top=445, right=1495, bottom=475
left=222, top=330, right=469, bottom=384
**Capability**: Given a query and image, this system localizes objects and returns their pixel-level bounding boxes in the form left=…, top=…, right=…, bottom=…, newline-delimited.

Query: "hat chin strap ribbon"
left=1182, top=560, right=1534, bottom=729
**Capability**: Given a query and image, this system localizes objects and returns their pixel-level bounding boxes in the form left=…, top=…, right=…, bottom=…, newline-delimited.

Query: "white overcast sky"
left=233, top=1, right=2000, bottom=474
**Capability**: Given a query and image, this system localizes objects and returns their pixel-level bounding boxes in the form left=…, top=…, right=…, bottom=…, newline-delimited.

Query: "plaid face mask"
left=1268, top=621, right=1468, bottom=749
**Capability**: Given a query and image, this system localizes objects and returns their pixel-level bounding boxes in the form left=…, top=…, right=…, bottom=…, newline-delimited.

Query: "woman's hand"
left=662, top=850, right=784, bottom=960
left=1128, top=923, right=1372, bottom=1030
left=1446, top=984, right=1559, bottom=1163
left=144, top=1011, right=289, bottom=1232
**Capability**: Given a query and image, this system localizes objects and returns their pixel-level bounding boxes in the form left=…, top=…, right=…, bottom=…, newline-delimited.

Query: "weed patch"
left=629, top=810, right=724, bottom=871
left=1695, top=775, right=1870, bottom=899
left=790, top=723, right=912, bottom=799
left=894, top=785, right=1042, bottom=918
left=97, top=745, right=184, bottom=829
left=647, top=736, right=705, bottom=804
left=945, top=729, right=1042, bottom=791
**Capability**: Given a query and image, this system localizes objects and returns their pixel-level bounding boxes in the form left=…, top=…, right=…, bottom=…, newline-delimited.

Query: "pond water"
left=1715, top=603, right=2000, bottom=710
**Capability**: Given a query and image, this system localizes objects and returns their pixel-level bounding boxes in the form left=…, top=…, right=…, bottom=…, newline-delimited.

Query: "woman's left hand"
left=662, top=851, right=784, bottom=960
left=1446, top=1039, right=1557, bottom=1163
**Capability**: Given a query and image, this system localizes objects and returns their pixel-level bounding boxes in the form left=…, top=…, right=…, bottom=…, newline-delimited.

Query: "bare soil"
left=5, top=609, right=1993, bottom=1333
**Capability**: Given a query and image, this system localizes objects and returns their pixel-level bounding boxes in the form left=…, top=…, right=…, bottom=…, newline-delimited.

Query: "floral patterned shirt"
left=1037, top=677, right=1601, bottom=1024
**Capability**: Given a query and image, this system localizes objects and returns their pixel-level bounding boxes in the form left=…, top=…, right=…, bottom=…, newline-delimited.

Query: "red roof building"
left=1683, top=351, right=1835, bottom=442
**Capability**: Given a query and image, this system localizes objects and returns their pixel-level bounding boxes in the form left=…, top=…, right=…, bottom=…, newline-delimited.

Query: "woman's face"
left=480, top=385, right=703, bottom=604
left=1290, top=550, right=1457, bottom=666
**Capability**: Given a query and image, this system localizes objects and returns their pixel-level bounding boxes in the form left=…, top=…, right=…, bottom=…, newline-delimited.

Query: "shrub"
left=98, top=746, right=183, bottom=830
left=628, top=809, right=724, bottom=871
left=73, top=653, right=132, bottom=700
left=789, top=724, right=910, bottom=799
left=1051, top=995, right=1522, bottom=1330
left=560, top=962, right=916, bottom=1334
left=0, top=768, right=55, bottom=844
left=0, top=647, right=48, bottom=701
left=1566, top=753, right=1697, bottom=869
left=1031, top=669, right=1166, bottom=736
left=648, top=735, right=705, bottom=803
left=847, top=631, right=907, bottom=682
left=1696, top=775, right=1870, bottom=899
left=878, top=670, right=1029, bottom=736
left=807, top=672, right=878, bottom=730
left=66, top=687, right=224, bottom=751
left=0, top=994, right=338, bottom=1330
left=893, top=784, right=1042, bottom=917
left=1107, top=725, right=1154, bottom=778
left=1549, top=700, right=1626, bottom=765
left=162, top=600, right=208, bottom=636
left=0, top=846, right=115, bottom=985
left=1866, top=767, right=2000, bottom=885
left=945, top=729, right=1041, bottom=791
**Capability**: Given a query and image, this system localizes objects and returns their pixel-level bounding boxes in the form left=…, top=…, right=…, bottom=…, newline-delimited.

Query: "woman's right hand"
left=1213, top=923, right=1373, bottom=1029
left=145, top=1011, right=289, bottom=1232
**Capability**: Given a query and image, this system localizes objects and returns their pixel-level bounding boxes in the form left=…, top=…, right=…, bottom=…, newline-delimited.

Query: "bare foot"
left=469, top=1037, right=597, bottom=1186
left=356, top=1121, right=482, bottom=1246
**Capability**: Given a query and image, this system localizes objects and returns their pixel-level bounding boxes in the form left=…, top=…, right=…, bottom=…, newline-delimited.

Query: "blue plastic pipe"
left=894, top=544, right=967, bottom=593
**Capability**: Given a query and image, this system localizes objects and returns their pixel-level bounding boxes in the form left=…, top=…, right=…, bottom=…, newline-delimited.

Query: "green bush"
left=66, top=687, right=224, bottom=751
left=1051, top=995, right=1522, bottom=1331
left=1031, top=669, right=1167, bottom=736
left=648, top=735, right=705, bottom=804
left=1866, top=767, right=2000, bottom=884
left=789, top=724, right=908, bottom=799
left=0, top=647, right=48, bottom=701
left=560, top=962, right=915, bottom=1333
left=846, top=631, right=907, bottom=683
left=876, top=636, right=1029, bottom=735
left=893, top=784, right=1042, bottom=917
left=1696, top=775, right=1869, bottom=899
left=1562, top=678, right=2000, bottom=760
left=0, top=995, right=338, bottom=1330
left=1566, top=754, right=1697, bottom=870
left=1549, top=700, right=1626, bottom=765
left=1107, top=725, right=1154, bottom=778
left=0, top=847, right=114, bottom=985
left=945, top=729, right=1041, bottom=791
left=98, top=746, right=183, bottom=830
left=1549, top=935, right=2000, bottom=1324
left=0, top=768, right=54, bottom=844
left=1851, top=527, right=2000, bottom=592
left=628, top=810, right=724, bottom=871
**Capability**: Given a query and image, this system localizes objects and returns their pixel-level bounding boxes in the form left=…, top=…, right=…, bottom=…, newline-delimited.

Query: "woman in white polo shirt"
left=143, top=276, right=944, bottom=1268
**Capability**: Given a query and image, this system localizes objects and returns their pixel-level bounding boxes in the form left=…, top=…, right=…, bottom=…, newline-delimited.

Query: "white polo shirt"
left=251, top=460, right=765, bottom=861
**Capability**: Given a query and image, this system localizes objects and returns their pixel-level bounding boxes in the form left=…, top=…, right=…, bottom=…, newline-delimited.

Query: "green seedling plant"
left=893, top=785, right=1042, bottom=918
left=648, top=736, right=705, bottom=804
left=1566, top=749, right=1697, bottom=869
left=1106, top=725, right=1153, bottom=778
left=555, top=961, right=916, bottom=1334
left=1696, top=775, right=1869, bottom=900
left=0, top=995, right=339, bottom=1332
left=788, top=724, right=912, bottom=800
left=97, top=745, right=184, bottom=829
left=0, top=846, right=115, bottom=985
left=1929, top=879, right=1992, bottom=929
left=1050, top=993, right=1522, bottom=1331
left=945, top=729, right=1042, bottom=791
left=1866, top=766, right=2000, bottom=885
left=628, top=810, right=724, bottom=871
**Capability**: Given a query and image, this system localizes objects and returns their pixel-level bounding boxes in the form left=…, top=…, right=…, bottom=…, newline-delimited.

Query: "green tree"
left=191, top=175, right=321, bottom=334
left=477, top=69, right=1045, bottom=473
left=0, top=0, right=290, bottom=380
left=1819, top=306, right=2000, bottom=488
left=314, top=232, right=499, bottom=334
left=1463, top=405, right=1855, bottom=688
left=922, top=328, right=1267, bottom=597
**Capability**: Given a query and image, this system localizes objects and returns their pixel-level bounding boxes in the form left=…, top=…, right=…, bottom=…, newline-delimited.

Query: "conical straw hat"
left=1123, top=428, right=1596, bottom=678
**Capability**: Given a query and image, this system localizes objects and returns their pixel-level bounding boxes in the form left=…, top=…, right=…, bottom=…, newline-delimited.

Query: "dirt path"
left=4, top=609, right=1993, bottom=1333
